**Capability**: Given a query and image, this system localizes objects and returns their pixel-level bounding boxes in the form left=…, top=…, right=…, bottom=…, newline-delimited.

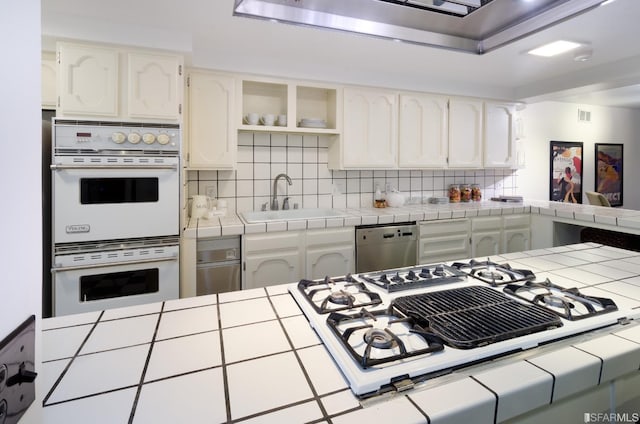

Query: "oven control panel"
left=53, top=119, right=181, bottom=154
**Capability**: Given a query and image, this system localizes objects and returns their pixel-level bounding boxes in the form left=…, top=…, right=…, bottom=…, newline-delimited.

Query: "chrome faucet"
left=271, top=173, right=292, bottom=210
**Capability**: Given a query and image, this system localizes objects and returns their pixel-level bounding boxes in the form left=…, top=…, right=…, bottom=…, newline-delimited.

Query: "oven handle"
left=50, top=164, right=178, bottom=171
left=51, top=255, right=178, bottom=272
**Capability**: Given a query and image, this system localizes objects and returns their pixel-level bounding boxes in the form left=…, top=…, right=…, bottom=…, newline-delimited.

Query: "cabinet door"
left=484, top=102, right=515, bottom=168
left=343, top=87, right=397, bottom=168
left=418, top=219, right=470, bottom=263
left=503, top=228, right=530, bottom=253
left=398, top=93, right=448, bottom=168
left=187, top=71, right=236, bottom=169
left=448, top=98, right=483, bottom=168
left=41, top=53, right=57, bottom=109
left=471, top=230, right=501, bottom=257
left=128, top=53, right=183, bottom=120
left=242, top=232, right=304, bottom=289
left=57, top=43, right=118, bottom=116
left=306, top=245, right=354, bottom=280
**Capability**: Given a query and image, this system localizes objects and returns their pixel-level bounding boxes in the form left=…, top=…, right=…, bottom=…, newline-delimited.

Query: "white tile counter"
left=183, top=200, right=640, bottom=239
left=42, top=244, right=640, bottom=423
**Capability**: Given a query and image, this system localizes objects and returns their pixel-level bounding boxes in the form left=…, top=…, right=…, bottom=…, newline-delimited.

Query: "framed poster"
left=595, top=143, right=623, bottom=207
left=549, top=141, right=583, bottom=203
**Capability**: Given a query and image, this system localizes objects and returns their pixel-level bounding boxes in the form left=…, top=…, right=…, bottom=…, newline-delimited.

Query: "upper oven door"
left=52, top=155, right=179, bottom=243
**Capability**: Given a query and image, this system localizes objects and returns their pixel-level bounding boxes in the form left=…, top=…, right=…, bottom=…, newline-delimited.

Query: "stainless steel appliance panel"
left=356, top=223, right=417, bottom=273
left=196, top=237, right=241, bottom=295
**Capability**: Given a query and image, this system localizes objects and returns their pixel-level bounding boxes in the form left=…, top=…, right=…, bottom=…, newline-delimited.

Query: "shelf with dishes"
left=239, top=78, right=341, bottom=134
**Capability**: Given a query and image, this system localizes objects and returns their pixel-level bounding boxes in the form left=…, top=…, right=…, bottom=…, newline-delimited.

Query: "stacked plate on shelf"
left=428, top=196, right=449, bottom=204
left=298, top=118, right=327, bottom=128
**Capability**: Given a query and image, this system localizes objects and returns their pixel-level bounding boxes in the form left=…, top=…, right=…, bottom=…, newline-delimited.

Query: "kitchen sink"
left=241, top=208, right=349, bottom=223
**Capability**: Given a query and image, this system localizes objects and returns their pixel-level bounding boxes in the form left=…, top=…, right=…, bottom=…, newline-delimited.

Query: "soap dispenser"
left=374, top=184, right=386, bottom=208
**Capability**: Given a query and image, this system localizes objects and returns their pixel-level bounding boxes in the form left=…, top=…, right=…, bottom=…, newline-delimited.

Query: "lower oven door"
left=52, top=155, right=179, bottom=243
left=52, top=243, right=179, bottom=316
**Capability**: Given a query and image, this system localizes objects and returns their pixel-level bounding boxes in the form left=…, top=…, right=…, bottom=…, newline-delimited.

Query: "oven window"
left=80, top=178, right=159, bottom=204
left=79, top=268, right=159, bottom=302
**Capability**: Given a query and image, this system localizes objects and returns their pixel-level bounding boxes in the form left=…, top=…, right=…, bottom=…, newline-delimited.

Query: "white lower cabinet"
left=503, top=214, right=531, bottom=253
left=418, top=219, right=470, bottom=264
left=306, top=228, right=354, bottom=279
left=243, top=227, right=355, bottom=289
left=470, top=216, right=502, bottom=257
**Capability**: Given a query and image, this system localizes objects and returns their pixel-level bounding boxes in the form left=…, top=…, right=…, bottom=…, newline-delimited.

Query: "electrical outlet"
left=205, top=185, right=216, bottom=198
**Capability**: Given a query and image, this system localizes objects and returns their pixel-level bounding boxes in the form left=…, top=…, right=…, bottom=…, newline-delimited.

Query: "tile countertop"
left=41, top=243, right=640, bottom=423
left=183, top=200, right=640, bottom=239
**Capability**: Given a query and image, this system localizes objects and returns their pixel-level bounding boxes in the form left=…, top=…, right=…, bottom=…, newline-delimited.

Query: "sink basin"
left=242, top=208, right=348, bottom=223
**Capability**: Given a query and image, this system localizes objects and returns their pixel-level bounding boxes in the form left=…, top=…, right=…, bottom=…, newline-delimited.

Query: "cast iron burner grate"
left=298, top=276, right=382, bottom=314
left=326, top=308, right=445, bottom=368
left=360, top=264, right=466, bottom=292
left=503, top=279, right=618, bottom=321
left=451, top=259, right=535, bottom=286
left=392, top=286, right=562, bottom=349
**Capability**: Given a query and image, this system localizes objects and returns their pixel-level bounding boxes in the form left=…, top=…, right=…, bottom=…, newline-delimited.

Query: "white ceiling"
left=41, top=0, right=640, bottom=109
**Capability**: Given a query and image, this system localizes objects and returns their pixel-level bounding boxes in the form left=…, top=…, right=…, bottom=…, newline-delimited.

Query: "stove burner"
left=327, top=308, right=444, bottom=368
left=406, top=270, right=419, bottom=280
left=363, top=328, right=397, bottom=350
left=419, top=268, right=432, bottom=278
left=298, top=277, right=383, bottom=314
left=451, top=259, right=535, bottom=286
left=503, top=279, right=618, bottom=321
left=391, top=273, right=404, bottom=283
left=433, top=265, right=445, bottom=276
left=328, top=290, right=356, bottom=306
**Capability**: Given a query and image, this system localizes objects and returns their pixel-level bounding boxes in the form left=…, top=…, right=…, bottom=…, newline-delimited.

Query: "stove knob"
left=157, top=133, right=171, bottom=145
left=142, top=133, right=156, bottom=144
left=111, top=132, right=126, bottom=144
left=127, top=132, right=141, bottom=144
left=420, top=268, right=432, bottom=278
left=434, top=265, right=445, bottom=276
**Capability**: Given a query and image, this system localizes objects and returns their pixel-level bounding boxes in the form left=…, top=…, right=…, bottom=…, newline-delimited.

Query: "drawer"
left=471, top=216, right=502, bottom=231
left=503, top=214, right=531, bottom=229
left=419, top=219, right=469, bottom=237
left=306, top=227, right=354, bottom=246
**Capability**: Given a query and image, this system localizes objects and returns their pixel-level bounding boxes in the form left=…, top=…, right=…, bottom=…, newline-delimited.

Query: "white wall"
left=0, top=1, right=42, bottom=422
left=518, top=102, right=640, bottom=210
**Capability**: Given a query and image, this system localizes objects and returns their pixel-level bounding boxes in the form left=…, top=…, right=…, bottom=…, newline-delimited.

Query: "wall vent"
left=578, top=108, right=591, bottom=122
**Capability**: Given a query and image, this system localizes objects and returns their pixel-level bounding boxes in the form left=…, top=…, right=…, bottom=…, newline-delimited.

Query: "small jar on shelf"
left=471, top=184, right=482, bottom=201
left=448, top=184, right=461, bottom=203
left=460, top=184, right=471, bottom=202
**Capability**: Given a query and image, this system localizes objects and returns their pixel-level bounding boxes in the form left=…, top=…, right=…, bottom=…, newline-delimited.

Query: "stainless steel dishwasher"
left=355, top=223, right=417, bottom=273
left=196, top=236, right=241, bottom=295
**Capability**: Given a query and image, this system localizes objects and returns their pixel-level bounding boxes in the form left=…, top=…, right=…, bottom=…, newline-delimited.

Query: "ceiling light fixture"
left=527, top=40, right=582, bottom=57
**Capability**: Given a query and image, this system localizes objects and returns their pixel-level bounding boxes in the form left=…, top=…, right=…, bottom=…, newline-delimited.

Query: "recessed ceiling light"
left=527, top=40, right=582, bottom=57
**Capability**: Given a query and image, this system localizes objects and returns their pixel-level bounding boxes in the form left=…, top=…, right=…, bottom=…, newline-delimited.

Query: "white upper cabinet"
left=127, top=52, right=183, bottom=120
left=340, top=87, right=397, bottom=168
left=448, top=97, right=483, bottom=168
left=483, top=102, right=516, bottom=168
left=185, top=70, right=236, bottom=169
left=398, top=93, right=448, bottom=168
left=56, top=42, right=183, bottom=122
left=57, top=43, right=119, bottom=117
left=41, top=52, right=57, bottom=109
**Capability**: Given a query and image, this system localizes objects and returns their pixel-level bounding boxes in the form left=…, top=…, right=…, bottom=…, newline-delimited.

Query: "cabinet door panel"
left=399, top=94, right=448, bottom=168
left=306, top=245, right=354, bottom=280
left=418, top=234, right=470, bottom=263
left=187, top=72, right=236, bottom=169
left=244, top=251, right=302, bottom=289
left=448, top=98, right=483, bottom=168
left=484, top=102, right=515, bottom=168
left=503, top=228, right=530, bottom=253
left=42, top=55, right=57, bottom=109
left=343, top=88, right=396, bottom=168
left=58, top=44, right=118, bottom=116
left=128, top=53, right=182, bottom=119
left=471, top=230, right=501, bottom=257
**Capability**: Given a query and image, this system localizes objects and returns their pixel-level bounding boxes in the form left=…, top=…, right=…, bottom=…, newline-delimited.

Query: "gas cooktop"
left=289, top=259, right=632, bottom=398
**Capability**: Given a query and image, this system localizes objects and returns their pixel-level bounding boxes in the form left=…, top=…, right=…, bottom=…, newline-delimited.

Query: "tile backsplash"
left=186, top=132, right=519, bottom=214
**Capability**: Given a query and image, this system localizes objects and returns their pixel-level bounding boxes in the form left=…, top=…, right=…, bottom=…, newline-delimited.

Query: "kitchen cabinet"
left=448, top=97, right=483, bottom=168
left=483, top=102, right=516, bottom=168
left=242, top=227, right=355, bottom=289
left=57, top=43, right=119, bottom=117
left=186, top=70, right=236, bottom=169
left=337, top=86, right=397, bottom=168
left=470, top=216, right=502, bottom=257
left=503, top=214, right=531, bottom=253
left=418, top=219, right=470, bottom=263
left=41, top=52, right=57, bottom=109
left=305, top=227, right=354, bottom=279
left=398, top=93, right=449, bottom=168
left=57, top=42, right=183, bottom=121
left=239, top=78, right=340, bottom=134
left=243, top=231, right=305, bottom=289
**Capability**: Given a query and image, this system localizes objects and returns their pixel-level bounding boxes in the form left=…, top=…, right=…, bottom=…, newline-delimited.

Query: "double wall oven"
left=51, top=119, right=181, bottom=316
